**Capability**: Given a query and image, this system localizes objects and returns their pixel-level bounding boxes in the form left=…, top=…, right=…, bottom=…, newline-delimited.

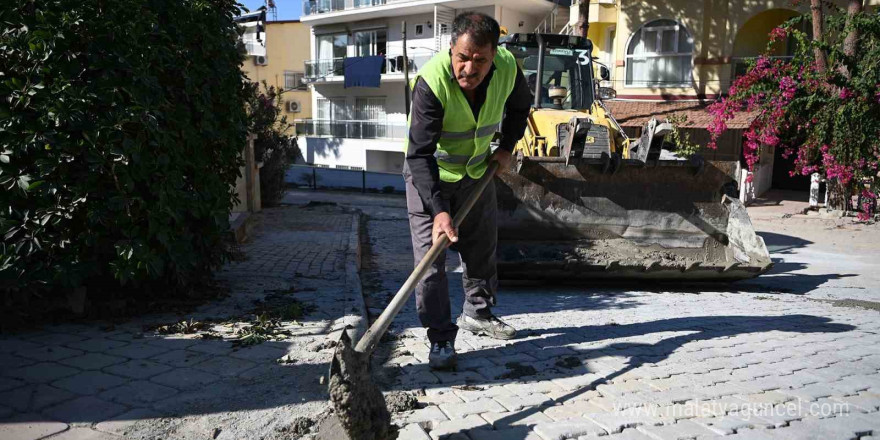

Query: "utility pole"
left=402, top=21, right=411, bottom=116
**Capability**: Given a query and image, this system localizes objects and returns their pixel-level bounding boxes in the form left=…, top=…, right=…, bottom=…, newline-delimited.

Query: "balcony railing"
left=304, top=57, right=345, bottom=79
left=304, top=53, right=436, bottom=81
left=303, top=0, right=398, bottom=16
left=296, top=119, right=407, bottom=140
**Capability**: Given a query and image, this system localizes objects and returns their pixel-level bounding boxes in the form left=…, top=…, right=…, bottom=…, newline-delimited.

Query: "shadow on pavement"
left=383, top=314, right=855, bottom=432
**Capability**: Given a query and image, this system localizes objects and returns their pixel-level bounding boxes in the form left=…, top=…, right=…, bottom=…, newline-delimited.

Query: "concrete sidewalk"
left=0, top=202, right=367, bottom=440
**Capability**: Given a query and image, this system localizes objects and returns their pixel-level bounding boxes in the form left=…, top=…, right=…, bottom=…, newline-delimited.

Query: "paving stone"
left=0, top=413, right=68, bottom=439
left=468, top=426, right=542, bottom=440
left=7, top=362, right=80, bottom=384
left=690, top=415, right=768, bottom=435
left=635, top=419, right=718, bottom=439
left=831, top=392, right=880, bottom=412
left=418, top=392, right=464, bottom=405
left=16, top=345, right=84, bottom=362
left=143, top=337, right=200, bottom=350
left=0, top=383, right=76, bottom=412
left=641, top=388, right=706, bottom=406
left=549, top=374, right=606, bottom=392
left=602, top=428, right=657, bottom=440
left=433, top=369, right=488, bottom=384
left=428, top=414, right=489, bottom=439
left=543, top=401, right=608, bottom=421
left=98, top=380, right=178, bottom=406
left=393, top=405, right=449, bottom=426
left=42, top=427, right=122, bottom=439
left=583, top=411, right=665, bottom=434
left=26, top=333, right=86, bottom=346
left=51, top=371, right=128, bottom=395
left=105, top=343, right=170, bottom=360
left=801, top=412, right=880, bottom=437
left=533, top=419, right=607, bottom=440
left=779, top=384, right=838, bottom=402
left=58, top=353, right=127, bottom=370
left=229, top=344, right=287, bottom=361
left=0, top=354, right=36, bottom=372
left=599, top=381, right=656, bottom=396
left=453, top=385, right=514, bottom=403
left=42, top=396, right=127, bottom=424
left=439, top=398, right=507, bottom=419
left=103, top=359, right=173, bottom=380
left=148, top=349, right=212, bottom=368
left=192, top=356, right=258, bottom=377
left=186, top=341, right=235, bottom=355
left=65, top=339, right=127, bottom=353
left=480, top=410, right=554, bottom=428
left=494, top=393, right=552, bottom=411
left=0, top=376, right=25, bottom=392
left=0, top=339, right=41, bottom=353
left=740, top=391, right=796, bottom=406
left=149, top=367, right=220, bottom=391
left=397, top=423, right=431, bottom=440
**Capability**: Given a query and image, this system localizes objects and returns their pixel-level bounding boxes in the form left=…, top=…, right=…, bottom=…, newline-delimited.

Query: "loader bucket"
left=495, top=158, right=772, bottom=281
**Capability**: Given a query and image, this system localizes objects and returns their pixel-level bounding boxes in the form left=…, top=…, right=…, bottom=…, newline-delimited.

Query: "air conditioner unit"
left=287, top=101, right=301, bottom=113
left=253, top=55, right=268, bottom=66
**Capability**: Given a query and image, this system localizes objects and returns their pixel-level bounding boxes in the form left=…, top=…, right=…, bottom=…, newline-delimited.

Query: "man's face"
left=450, top=33, right=495, bottom=91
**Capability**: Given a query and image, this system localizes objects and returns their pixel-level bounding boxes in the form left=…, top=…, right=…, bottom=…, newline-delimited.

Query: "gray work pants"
left=404, top=167, right=498, bottom=343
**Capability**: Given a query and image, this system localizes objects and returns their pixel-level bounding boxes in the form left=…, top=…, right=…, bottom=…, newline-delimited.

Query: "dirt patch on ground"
left=497, top=362, right=538, bottom=380
left=384, top=391, right=419, bottom=412
left=555, top=356, right=581, bottom=369
left=811, top=298, right=880, bottom=312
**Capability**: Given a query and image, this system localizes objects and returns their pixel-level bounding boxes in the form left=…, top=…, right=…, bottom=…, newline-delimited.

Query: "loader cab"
left=500, top=33, right=596, bottom=111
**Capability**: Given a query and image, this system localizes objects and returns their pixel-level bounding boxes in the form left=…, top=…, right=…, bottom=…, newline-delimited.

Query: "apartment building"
left=238, top=12, right=314, bottom=125
left=572, top=0, right=878, bottom=198
left=296, top=0, right=562, bottom=173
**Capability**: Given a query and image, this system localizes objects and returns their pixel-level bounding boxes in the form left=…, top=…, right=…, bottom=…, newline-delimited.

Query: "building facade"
left=297, top=0, right=562, bottom=173
left=240, top=18, right=314, bottom=124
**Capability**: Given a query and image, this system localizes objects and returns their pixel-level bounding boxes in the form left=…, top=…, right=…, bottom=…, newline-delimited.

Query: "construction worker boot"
left=457, top=314, right=517, bottom=340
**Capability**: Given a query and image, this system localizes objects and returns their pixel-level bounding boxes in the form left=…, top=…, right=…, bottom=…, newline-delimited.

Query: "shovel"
left=326, top=161, right=501, bottom=440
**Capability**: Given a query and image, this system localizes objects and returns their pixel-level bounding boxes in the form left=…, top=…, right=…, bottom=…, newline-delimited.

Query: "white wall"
left=300, top=136, right=405, bottom=170
left=495, top=5, right=540, bottom=35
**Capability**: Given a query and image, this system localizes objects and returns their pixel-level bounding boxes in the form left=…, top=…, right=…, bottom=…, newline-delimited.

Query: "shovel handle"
left=354, top=161, right=500, bottom=355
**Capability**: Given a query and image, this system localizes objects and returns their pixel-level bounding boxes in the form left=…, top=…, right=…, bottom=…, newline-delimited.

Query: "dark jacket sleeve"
left=405, top=77, right=450, bottom=217
left=498, top=67, right=532, bottom=152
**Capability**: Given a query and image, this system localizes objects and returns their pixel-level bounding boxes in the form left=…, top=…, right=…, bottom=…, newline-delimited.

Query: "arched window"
left=626, top=19, right=694, bottom=87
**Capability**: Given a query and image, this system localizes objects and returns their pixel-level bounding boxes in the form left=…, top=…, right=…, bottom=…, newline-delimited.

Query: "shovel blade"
left=327, top=329, right=391, bottom=440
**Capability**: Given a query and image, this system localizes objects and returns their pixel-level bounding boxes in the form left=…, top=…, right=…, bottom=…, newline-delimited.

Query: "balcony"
left=304, top=53, right=435, bottom=82
left=296, top=119, right=407, bottom=140
left=302, top=0, right=395, bottom=16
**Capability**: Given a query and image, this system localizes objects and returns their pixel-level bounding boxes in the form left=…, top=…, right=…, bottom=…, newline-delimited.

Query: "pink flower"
left=839, top=87, right=854, bottom=100
left=769, top=27, right=788, bottom=42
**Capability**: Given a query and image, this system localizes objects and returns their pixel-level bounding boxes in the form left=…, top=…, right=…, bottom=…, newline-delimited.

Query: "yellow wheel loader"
left=495, top=33, right=772, bottom=281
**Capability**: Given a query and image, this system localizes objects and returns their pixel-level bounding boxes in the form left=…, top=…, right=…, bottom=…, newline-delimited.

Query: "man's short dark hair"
left=451, top=12, right=501, bottom=50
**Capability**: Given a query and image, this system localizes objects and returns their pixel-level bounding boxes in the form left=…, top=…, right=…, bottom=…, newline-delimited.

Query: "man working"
left=403, top=12, right=532, bottom=370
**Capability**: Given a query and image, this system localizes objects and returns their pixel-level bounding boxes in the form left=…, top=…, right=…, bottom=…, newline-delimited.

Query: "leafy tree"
left=708, top=0, right=879, bottom=220
left=1, top=0, right=248, bottom=305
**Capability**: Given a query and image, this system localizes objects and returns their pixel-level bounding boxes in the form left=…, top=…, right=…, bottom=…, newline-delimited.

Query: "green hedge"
left=1, top=0, right=247, bottom=300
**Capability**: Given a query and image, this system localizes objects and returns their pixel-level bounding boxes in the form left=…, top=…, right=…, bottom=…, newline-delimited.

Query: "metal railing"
left=304, top=53, right=435, bottom=81
left=304, top=57, right=345, bottom=79
left=296, top=119, right=407, bottom=140
left=303, top=0, right=405, bottom=16
left=535, top=2, right=564, bottom=34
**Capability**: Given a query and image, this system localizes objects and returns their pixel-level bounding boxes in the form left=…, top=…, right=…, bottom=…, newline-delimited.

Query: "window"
left=284, top=71, right=306, bottom=90
left=415, top=24, right=424, bottom=36
left=353, top=29, right=387, bottom=57
left=625, top=19, right=693, bottom=87
left=316, top=97, right=349, bottom=137
left=355, top=97, right=387, bottom=138
left=316, top=33, right=347, bottom=59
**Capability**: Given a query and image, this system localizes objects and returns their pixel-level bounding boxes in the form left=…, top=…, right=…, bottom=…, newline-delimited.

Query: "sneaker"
left=428, top=340, right=457, bottom=370
left=457, top=314, right=517, bottom=340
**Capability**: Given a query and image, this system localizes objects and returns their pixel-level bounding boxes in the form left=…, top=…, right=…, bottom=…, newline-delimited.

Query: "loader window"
left=507, top=45, right=594, bottom=110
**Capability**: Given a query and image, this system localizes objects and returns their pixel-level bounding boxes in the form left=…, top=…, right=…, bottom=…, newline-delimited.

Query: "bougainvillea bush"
left=707, top=2, right=879, bottom=220
left=1, top=0, right=248, bottom=304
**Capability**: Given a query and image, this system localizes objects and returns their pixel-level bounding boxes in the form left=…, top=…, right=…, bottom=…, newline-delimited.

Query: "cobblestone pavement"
left=0, top=203, right=365, bottom=440
left=281, top=189, right=880, bottom=440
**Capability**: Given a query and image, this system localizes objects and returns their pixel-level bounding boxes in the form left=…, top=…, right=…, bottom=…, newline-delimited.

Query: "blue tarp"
left=344, top=56, right=384, bottom=88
